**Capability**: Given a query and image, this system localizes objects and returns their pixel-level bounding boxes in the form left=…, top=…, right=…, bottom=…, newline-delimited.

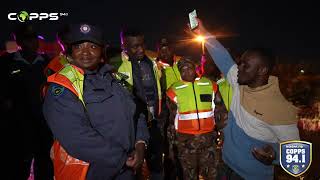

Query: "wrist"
left=135, top=141, right=147, bottom=151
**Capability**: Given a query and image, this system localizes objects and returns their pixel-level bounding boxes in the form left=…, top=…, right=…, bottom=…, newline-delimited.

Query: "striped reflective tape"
left=179, top=111, right=213, bottom=120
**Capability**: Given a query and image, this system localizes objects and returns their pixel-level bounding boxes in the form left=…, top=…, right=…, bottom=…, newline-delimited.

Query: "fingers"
left=252, top=149, right=268, bottom=163
left=252, top=148, right=274, bottom=165
left=126, top=159, right=134, bottom=167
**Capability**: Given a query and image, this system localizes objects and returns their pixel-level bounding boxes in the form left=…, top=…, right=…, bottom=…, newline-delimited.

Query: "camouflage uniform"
left=175, top=132, right=217, bottom=180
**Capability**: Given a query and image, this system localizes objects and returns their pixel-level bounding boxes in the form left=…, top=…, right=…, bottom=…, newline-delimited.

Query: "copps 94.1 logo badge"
left=8, top=11, right=68, bottom=22
left=280, top=140, right=312, bottom=177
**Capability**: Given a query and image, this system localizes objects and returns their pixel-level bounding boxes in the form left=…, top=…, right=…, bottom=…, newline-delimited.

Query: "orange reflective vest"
left=167, top=77, right=217, bottom=134
left=42, top=54, right=69, bottom=98
left=45, top=54, right=69, bottom=77
left=47, top=64, right=89, bottom=180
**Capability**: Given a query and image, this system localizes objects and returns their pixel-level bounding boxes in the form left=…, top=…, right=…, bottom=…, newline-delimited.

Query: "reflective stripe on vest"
left=47, top=64, right=89, bottom=179
left=179, top=111, right=213, bottom=120
left=48, top=64, right=85, bottom=104
left=45, top=54, right=69, bottom=76
left=169, top=77, right=216, bottom=134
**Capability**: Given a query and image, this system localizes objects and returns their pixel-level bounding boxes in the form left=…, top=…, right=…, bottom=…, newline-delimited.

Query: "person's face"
left=123, top=36, right=145, bottom=61
left=203, top=58, right=216, bottom=75
left=158, top=46, right=173, bottom=63
left=237, top=51, right=263, bottom=85
left=18, top=37, right=39, bottom=53
left=180, top=63, right=197, bottom=82
left=71, top=41, right=102, bottom=70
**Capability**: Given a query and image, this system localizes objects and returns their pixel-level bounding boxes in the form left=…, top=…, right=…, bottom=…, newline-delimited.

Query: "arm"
left=135, top=111, right=150, bottom=145
left=214, top=89, right=228, bottom=130
left=270, top=123, right=300, bottom=165
left=43, top=84, right=125, bottom=168
left=127, top=111, right=149, bottom=170
left=252, top=124, right=300, bottom=166
left=166, top=92, right=178, bottom=149
left=194, top=18, right=238, bottom=86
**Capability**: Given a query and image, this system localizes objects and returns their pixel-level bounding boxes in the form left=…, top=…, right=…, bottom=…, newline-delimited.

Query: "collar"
left=180, top=77, right=200, bottom=84
left=85, top=64, right=114, bottom=76
left=13, top=51, right=45, bottom=65
left=244, top=76, right=278, bottom=92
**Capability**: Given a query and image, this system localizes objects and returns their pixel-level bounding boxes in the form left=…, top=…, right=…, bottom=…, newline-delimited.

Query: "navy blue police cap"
left=68, top=24, right=104, bottom=46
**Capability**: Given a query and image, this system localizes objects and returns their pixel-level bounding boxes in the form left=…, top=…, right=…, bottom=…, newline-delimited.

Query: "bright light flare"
left=195, top=35, right=205, bottom=43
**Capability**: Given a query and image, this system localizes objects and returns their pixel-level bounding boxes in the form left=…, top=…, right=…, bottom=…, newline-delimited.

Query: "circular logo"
left=17, top=11, right=29, bottom=22
left=80, top=24, right=90, bottom=34
left=292, top=165, right=300, bottom=174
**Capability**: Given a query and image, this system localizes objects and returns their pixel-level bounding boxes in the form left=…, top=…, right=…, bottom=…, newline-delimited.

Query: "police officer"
left=0, top=24, right=53, bottom=180
left=43, top=23, right=149, bottom=180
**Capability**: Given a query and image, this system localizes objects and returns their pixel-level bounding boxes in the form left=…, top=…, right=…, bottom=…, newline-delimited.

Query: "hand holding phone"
left=189, top=10, right=198, bottom=30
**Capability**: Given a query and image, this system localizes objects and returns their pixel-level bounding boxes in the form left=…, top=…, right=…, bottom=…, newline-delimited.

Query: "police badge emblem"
left=80, top=24, right=90, bottom=34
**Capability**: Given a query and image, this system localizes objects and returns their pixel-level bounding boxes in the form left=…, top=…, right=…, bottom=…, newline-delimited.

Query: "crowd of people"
left=0, top=17, right=308, bottom=180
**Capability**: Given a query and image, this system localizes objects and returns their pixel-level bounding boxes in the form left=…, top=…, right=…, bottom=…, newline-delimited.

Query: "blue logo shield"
left=280, top=141, right=312, bottom=177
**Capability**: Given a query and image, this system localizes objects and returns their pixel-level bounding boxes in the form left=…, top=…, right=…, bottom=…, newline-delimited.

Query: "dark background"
left=1, top=0, right=319, bottom=62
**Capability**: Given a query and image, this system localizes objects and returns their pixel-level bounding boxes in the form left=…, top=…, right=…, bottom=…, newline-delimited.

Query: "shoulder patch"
left=51, top=85, right=65, bottom=97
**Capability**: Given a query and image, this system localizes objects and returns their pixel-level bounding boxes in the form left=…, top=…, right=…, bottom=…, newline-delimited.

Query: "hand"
left=188, top=18, right=209, bottom=35
left=252, top=144, right=276, bottom=165
left=126, top=144, right=145, bottom=170
left=214, top=104, right=228, bottom=130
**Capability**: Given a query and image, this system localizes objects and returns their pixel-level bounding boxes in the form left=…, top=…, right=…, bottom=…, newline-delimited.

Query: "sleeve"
left=166, top=96, right=177, bottom=147
left=204, top=33, right=239, bottom=87
left=160, top=69, right=167, bottom=93
left=271, top=143, right=280, bottom=165
left=43, top=84, right=124, bottom=168
left=270, top=124, right=300, bottom=165
left=166, top=96, right=177, bottom=126
left=135, top=111, right=150, bottom=144
left=271, top=124, right=300, bottom=142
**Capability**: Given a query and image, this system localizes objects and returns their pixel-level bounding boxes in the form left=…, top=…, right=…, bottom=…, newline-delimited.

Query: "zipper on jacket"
left=192, top=82, right=200, bottom=130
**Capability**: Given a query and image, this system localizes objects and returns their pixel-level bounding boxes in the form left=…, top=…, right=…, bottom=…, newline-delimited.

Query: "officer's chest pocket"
left=85, top=90, right=113, bottom=104
left=84, top=90, right=115, bottom=129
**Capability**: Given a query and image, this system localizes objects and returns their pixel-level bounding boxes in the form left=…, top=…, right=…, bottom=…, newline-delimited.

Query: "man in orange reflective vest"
left=43, top=23, right=149, bottom=180
left=166, top=58, right=219, bottom=180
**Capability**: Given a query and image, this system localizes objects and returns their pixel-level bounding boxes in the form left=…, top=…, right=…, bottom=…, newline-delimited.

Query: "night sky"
left=1, top=0, right=319, bottom=62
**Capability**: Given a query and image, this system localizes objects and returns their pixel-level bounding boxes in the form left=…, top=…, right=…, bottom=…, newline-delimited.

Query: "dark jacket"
left=131, top=56, right=160, bottom=117
left=43, top=64, right=149, bottom=180
left=0, top=51, right=52, bottom=157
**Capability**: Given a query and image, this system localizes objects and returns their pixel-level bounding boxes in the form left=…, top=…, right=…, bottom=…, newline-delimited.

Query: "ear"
left=258, top=66, right=268, bottom=76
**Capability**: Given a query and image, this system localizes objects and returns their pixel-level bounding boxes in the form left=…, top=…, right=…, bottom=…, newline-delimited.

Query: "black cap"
left=67, top=23, right=104, bottom=46
left=177, top=57, right=195, bottom=70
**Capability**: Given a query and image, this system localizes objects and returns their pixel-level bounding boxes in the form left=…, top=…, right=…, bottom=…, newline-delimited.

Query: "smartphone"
left=189, top=10, right=198, bottom=30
